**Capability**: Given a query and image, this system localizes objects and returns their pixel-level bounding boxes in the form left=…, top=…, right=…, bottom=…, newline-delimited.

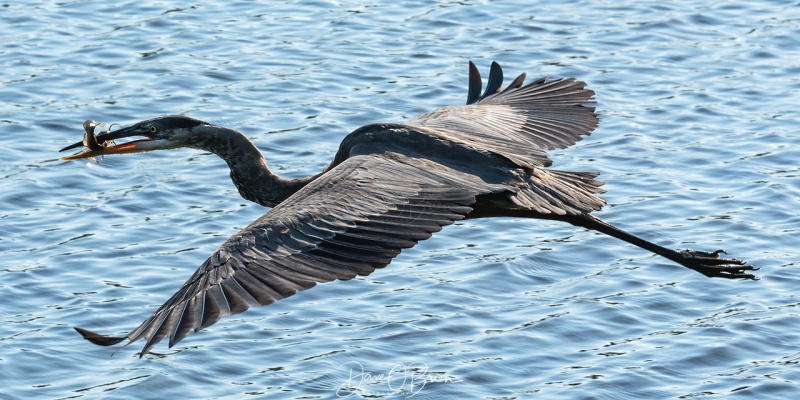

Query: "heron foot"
left=677, top=249, right=758, bottom=280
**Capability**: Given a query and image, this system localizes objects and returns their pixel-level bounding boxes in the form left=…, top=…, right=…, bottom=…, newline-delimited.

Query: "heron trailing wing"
left=407, top=61, right=599, bottom=169
left=80, top=153, right=501, bottom=356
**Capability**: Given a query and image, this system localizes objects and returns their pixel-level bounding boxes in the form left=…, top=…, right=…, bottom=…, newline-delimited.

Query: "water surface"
left=1, top=1, right=799, bottom=399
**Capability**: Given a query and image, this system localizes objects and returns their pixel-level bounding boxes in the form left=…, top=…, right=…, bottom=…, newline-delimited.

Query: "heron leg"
left=550, top=213, right=758, bottom=280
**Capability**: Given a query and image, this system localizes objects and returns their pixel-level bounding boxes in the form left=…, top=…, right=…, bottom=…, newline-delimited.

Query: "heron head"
left=60, top=115, right=207, bottom=160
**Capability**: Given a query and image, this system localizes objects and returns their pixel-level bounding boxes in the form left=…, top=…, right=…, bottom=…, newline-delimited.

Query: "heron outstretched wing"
left=77, top=152, right=503, bottom=356
left=407, top=61, right=599, bottom=169
left=75, top=63, right=606, bottom=356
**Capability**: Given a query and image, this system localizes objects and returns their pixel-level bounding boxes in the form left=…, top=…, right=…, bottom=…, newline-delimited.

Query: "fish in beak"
left=60, top=121, right=166, bottom=160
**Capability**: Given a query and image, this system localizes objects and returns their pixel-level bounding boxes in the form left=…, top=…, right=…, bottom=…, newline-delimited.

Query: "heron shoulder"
left=326, top=123, right=503, bottom=173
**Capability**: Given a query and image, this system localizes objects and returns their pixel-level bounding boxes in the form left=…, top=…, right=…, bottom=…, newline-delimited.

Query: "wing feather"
left=169, top=296, right=197, bottom=346
left=408, top=63, right=598, bottom=169
left=88, top=154, right=494, bottom=355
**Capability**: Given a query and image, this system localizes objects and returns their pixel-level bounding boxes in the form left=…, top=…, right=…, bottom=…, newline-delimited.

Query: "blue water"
left=2, top=1, right=799, bottom=398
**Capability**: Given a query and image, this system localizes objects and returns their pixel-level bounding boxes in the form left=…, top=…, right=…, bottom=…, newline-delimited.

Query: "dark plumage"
left=62, top=61, right=756, bottom=357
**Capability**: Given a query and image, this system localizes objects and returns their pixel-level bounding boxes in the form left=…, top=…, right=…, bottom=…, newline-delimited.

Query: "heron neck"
left=193, top=125, right=316, bottom=207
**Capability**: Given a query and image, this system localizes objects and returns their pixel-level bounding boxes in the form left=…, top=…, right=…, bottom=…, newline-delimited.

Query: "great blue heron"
left=60, top=62, right=756, bottom=357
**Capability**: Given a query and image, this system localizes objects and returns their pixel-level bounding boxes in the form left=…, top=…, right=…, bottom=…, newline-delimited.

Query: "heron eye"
left=149, top=126, right=157, bottom=133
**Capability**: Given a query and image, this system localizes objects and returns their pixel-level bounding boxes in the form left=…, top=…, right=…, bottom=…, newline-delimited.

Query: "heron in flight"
left=61, top=62, right=755, bottom=357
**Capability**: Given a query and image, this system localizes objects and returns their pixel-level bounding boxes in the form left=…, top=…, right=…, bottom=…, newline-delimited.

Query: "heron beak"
left=59, top=125, right=175, bottom=161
